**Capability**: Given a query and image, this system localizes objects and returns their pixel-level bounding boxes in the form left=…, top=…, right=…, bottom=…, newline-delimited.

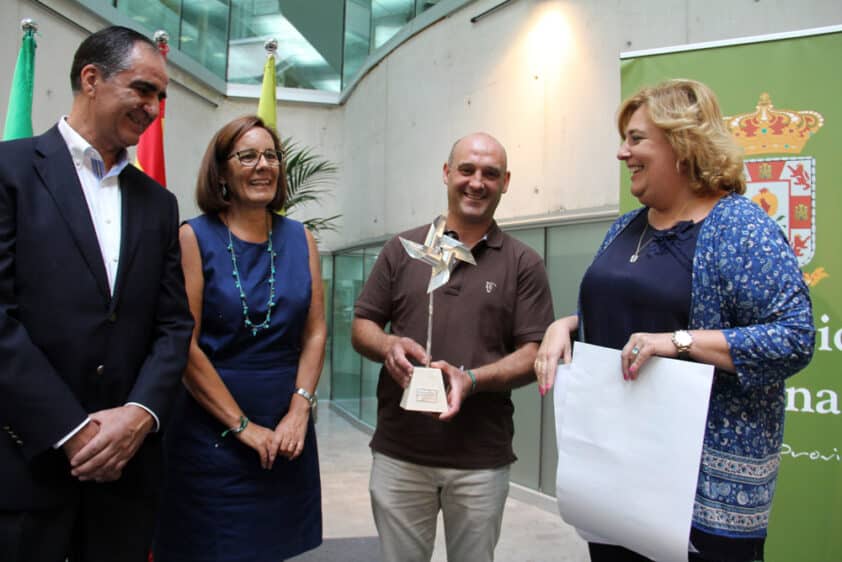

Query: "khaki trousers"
left=369, top=452, right=510, bottom=562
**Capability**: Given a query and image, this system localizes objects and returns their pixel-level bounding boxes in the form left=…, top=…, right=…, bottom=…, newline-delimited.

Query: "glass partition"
left=117, top=0, right=181, bottom=44
left=371, top=0, right=415, bottom=50
left=181, top=0, right=230, bottom=80
left=506, top=228, right=545, bottom=489
left=546, top=220, right=611, bottom=317
left=228, top=0, right=344, bottom=91
left=318, top=255, right=334, bottom=400
left=331, top=251, right=365, bottom=416
left=110, top=0, right=461, bottom=93
left=360, top=246, right=383, bottom=426
left=343, top=0, right=372, bottom=87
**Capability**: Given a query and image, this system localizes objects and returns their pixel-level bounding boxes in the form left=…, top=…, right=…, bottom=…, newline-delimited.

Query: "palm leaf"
left=280, top=137, right=341, bottom=239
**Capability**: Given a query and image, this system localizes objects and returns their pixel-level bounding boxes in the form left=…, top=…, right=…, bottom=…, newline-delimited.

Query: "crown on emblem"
left=724, top=93, right=824, bottom=155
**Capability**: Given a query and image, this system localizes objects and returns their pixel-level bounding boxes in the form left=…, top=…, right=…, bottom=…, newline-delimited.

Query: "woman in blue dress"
left=534, top=80, right=814, bottom=561
left=155, top=115, right=326, bottom=561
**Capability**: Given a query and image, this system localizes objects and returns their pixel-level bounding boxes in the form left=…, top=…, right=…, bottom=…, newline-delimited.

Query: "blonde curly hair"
left=617, top=79, right=745, bottom=195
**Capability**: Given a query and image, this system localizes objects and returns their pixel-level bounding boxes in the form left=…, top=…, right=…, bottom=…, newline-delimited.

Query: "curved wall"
left=333, top=0, right=842, bottom=247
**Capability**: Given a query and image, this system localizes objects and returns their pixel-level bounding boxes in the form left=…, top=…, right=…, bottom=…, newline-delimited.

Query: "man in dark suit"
left=0, top=26, right=193, bottom=561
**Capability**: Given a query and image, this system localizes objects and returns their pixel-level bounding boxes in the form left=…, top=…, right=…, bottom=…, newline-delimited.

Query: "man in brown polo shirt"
left=352, top=132, right=554, bottom=562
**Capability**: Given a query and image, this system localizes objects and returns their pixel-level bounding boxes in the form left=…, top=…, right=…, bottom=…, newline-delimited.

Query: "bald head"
left=448, top=132, right=508, bottom=172
left=443, top=132, right=511, bottom=230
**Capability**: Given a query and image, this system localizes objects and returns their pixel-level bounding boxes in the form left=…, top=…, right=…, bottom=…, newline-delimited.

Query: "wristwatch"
left=671, top=330, right=693, bottom=360
left=294, top=387, right=317, bottom=409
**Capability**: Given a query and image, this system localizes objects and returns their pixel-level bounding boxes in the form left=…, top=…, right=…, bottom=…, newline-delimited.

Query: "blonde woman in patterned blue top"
left=534, top=79, right=815, bottom=562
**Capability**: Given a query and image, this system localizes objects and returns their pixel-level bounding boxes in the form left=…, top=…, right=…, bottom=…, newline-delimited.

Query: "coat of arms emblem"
left=725, top=94, right=826, bottom=282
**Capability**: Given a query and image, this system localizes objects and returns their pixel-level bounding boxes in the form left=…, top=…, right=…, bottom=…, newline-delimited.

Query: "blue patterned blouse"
left=588, top=193, right=815, bottom=538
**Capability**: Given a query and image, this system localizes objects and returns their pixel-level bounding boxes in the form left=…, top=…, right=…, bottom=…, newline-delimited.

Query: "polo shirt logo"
left=485, top=281, right=497, bottom=294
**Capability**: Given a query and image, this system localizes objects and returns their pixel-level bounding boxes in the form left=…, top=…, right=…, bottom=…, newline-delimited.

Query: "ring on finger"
left=631, top=346, right=640, bottom=356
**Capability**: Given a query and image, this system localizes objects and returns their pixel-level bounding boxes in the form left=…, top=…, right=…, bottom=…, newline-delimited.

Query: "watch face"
left=675, top=330, right=692, bottom=348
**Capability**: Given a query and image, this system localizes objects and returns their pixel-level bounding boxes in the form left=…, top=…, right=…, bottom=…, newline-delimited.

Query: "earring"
left=221, top=182, right=229, bottom=199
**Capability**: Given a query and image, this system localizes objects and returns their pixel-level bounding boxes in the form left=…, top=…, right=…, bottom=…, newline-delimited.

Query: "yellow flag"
left=256, top=53, right=277, bottom=132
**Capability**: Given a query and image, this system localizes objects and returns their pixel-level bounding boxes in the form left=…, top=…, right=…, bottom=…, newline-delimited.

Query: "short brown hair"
left=195, top=115, right=288, bottom=214
left=617, top=79, right=745, bottom=195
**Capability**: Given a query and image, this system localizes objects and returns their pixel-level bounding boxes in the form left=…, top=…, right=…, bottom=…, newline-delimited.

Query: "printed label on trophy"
left=416, top=389, right=439, bottom=403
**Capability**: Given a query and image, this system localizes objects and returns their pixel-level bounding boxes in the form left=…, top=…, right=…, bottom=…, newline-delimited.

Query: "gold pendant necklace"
left=629, top=223, right=654, bottom=263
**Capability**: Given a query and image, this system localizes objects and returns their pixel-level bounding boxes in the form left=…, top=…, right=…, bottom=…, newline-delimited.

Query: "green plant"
left=281, top=137, right=341, bottom=238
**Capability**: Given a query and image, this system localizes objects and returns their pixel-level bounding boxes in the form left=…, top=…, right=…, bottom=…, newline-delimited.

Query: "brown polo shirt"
left=354, top=221, right=554, bottom=469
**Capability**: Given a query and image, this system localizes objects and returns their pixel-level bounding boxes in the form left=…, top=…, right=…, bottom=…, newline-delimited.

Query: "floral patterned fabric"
left=589, top=193, right=815, bottom=538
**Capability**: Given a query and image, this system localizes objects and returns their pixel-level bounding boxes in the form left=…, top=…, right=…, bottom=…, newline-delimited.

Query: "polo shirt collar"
left=483, top=221, right=504, bottom=249
left=444, top=220, right=503, bottom=250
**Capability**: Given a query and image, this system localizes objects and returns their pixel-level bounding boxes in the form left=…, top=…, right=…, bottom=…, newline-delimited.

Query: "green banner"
left=620, top=29, right=842, bottom=561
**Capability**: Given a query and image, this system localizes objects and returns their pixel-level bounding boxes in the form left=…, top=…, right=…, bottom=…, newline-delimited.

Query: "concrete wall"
left=336, top=0, right=842, bottom=245
left=2, top=0, right=840, bottom=250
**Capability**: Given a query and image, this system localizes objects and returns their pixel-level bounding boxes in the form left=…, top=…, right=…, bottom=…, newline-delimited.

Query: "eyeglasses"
left=227, top=149, right=282, bottom=167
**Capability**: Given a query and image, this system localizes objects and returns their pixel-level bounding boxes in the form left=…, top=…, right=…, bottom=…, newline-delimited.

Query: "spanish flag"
left=135, top=31, right=169, bottom=187
left=3, top=20, right=37, bottom=141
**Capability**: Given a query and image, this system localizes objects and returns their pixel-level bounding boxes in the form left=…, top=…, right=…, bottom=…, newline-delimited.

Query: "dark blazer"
left=0, top=125, right=193, bottom=509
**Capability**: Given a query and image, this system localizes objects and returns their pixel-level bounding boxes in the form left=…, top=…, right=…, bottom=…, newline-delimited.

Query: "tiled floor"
left=292, top=403, right=589, bottom=562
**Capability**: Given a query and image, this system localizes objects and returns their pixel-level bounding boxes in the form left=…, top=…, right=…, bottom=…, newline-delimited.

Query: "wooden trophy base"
left=400, top=367, right=448, bottom=413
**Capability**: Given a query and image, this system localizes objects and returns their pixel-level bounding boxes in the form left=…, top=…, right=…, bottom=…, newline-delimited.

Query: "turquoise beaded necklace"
left=225, top=216, right=277, bottom=336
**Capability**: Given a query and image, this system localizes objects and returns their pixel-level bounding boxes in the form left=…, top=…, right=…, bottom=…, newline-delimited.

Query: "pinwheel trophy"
left=398, top=215, right=476, bottom=412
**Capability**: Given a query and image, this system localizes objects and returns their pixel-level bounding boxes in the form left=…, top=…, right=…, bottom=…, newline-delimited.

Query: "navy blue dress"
left=155, top=214, right=322, bottom=562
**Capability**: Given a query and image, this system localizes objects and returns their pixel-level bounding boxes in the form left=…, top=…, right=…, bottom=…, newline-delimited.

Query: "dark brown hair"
left=195, top=115, right=288, bottom=214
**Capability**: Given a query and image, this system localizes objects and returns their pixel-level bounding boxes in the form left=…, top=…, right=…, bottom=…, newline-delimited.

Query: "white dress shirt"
left=54, top=118, right=159, bottom=448
left=58, top=117, right=124, bottom=292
